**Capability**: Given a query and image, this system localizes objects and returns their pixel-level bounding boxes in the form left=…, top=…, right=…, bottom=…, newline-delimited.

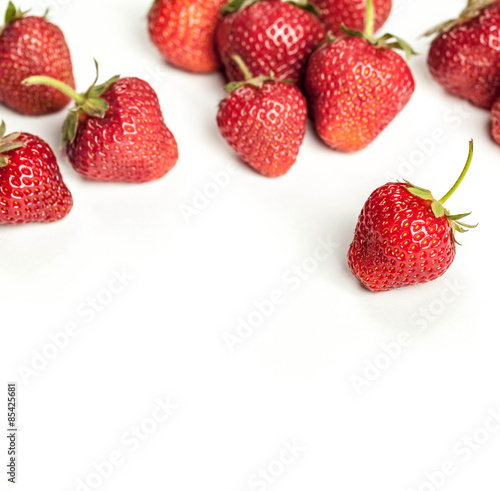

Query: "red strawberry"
left=216, top=56, right=307, bottom=177
left=216, top=0, right=325, bottom=84
left=147, top=0, right=225, bottom=73
left=304, top=0, right=414, bottom=152
left=24, top=64, right=179, bottom=183
left=348, top=141, right=476, bottom=292
left=0, top=2, right=74, bottom=115
left=0, top=121, right=73, bottom=224
left=314, top=0, right=391, bottom=36
left=427, top=0, right=500, bottom=109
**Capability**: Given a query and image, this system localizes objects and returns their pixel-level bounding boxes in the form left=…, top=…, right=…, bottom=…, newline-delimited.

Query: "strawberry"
left=0, top=121, right=73, bottom=224
left=348, top=141, right=476, bottom=292
left=216, top=0, right=325, bottom=84
left=23, top=63, right=179, bottom=183
left=304, top=0, right=415, bottom=152
left=0, top=2, right=74, bottom=115
left=427, top=0, right=500, bottom=109
left=147, top=0, right=225, bottom=73
left=216, top=56, right=307, bottom=177
left=313, top=0, right=391, bottom=36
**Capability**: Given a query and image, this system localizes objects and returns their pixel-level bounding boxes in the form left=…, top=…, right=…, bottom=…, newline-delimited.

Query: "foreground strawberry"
left=314, top=0, right=391, bottom=36
left=348, top=140, right=476, bottom=292
left=427, top=0, right=500, bottom=109
left=216, top=56, right=307, bottom=177
left=24, top=64, right=179, bottom=183
left=216, top=0, right=325, bottom=84
left=0, top=2, right=74, bottom=115
left=304, top=0, right=414, bottom=152
left=147, top=0, right=225, bottom=73
left=0, top=121, right=73, bottom=224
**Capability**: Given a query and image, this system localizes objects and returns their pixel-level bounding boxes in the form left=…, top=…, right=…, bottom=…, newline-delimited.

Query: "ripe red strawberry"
left=313, top=0, right=391, bottom=36
left=216, top=56, right=307, bottom=177
left=24, top=64, right=179, bottom=183
left=0, top=121, right=73, bottom=224
left=427, top=0, right=500, bottom=109
left=0, top=2, right=74, bottom=115
left=216, top=0, right=325, bottom=84
left=304, top=0, right=414, bottom=152
left=147, top=0, right=225, bottom=73
left=348, top=141, right=476, bottom=292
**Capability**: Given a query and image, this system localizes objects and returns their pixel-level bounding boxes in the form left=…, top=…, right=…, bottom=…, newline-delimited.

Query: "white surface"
left=1, top=0, right=499, bottom=490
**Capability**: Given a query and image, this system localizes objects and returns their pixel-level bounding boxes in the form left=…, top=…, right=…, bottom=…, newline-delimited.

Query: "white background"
left=1, top=0, right=499, bottom=490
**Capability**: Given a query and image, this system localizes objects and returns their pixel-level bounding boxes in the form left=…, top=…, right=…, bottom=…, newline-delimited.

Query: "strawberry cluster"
left=0, top=0, right=481, bottom=292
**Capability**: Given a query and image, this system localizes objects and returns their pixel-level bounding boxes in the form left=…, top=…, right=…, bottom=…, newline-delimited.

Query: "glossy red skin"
left=305, top=37, right=414, bottom=152
left=314, top=0, right=391, bottom=36
left=348, top=183, right=456, bottom=292
left=66, top=77, right=178, bottom=183
left=147, top=0, right=225, bottom=73
left=0, top=15, right=74, bottom=115
left=428, top=2, right=500, bottom=109
left=216, top=81, right=307, bottom=177
left=0, top=133, right=73, bottom=224
left=216, top=0, right=325, bottom=84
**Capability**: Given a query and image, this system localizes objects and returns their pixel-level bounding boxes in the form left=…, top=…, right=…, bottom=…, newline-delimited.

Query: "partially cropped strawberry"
left=348, top=141, right=476, bottom=292
left=0, top=2, right=74, bottom=115
left=217, top=56, right=307, bottom=177
left=427, top=0, right=500, bottom=109
left=314, top=0, right=391, bottom=36
left=0, top=121, right=73, bottom=224
left=304, top=0, right=415, bottom=152
left=147, top=0, right=225, bottom=73
left=491, top=92, right=500, bottom=143
left=24, top=63, right=179, bottom=183
left=216, top=0, right=325, bottom=84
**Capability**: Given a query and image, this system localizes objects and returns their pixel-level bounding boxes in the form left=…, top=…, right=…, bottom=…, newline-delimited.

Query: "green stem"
left=365, top=0, right=374, bottom=39
left=22, top=76, right=85, bottom=105
left=439, top=139, right=474, bottom=205
left=232, top=54, right=252, bottom=81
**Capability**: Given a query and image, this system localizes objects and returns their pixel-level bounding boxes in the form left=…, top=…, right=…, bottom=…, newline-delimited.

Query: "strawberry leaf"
left=62, top=109, right=79, bottom=146
left=221, top=0, right=257, bottom=14
left=0, top=121, right=25, bottom=167
left=83, top=98, right=110, bottom=118
left=340, top=25, right=367, bottom=40
left=90, top=75, right=120, bottom=98
left=4, top=2, right=16, bottom=24
left=376, top=33, right=418, bottom=59
left=447, top=212, right=472, bottom=221
left=407, top=186, right=434, bottom=201
left=286, top=0, right=321, bottom=15
left=431, top=200, right=446, bottom=218
left=4, top=2, right=28, bottom=25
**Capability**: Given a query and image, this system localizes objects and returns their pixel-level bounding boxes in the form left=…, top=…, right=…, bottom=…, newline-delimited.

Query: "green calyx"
left=0, top=121, right=24, bottom=168
left=23, top=60, right=119, bottom=146
left=4, top=2, right=28, bottom=25
left=423, top=0, right=495, bottom=37
left=221, top=0, right=320, bottom=15
left=339, top=0, right=417, bottom=60
left=224, top=54, right=287, bottom=91
left=406, top=139, right=477, bottom=245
